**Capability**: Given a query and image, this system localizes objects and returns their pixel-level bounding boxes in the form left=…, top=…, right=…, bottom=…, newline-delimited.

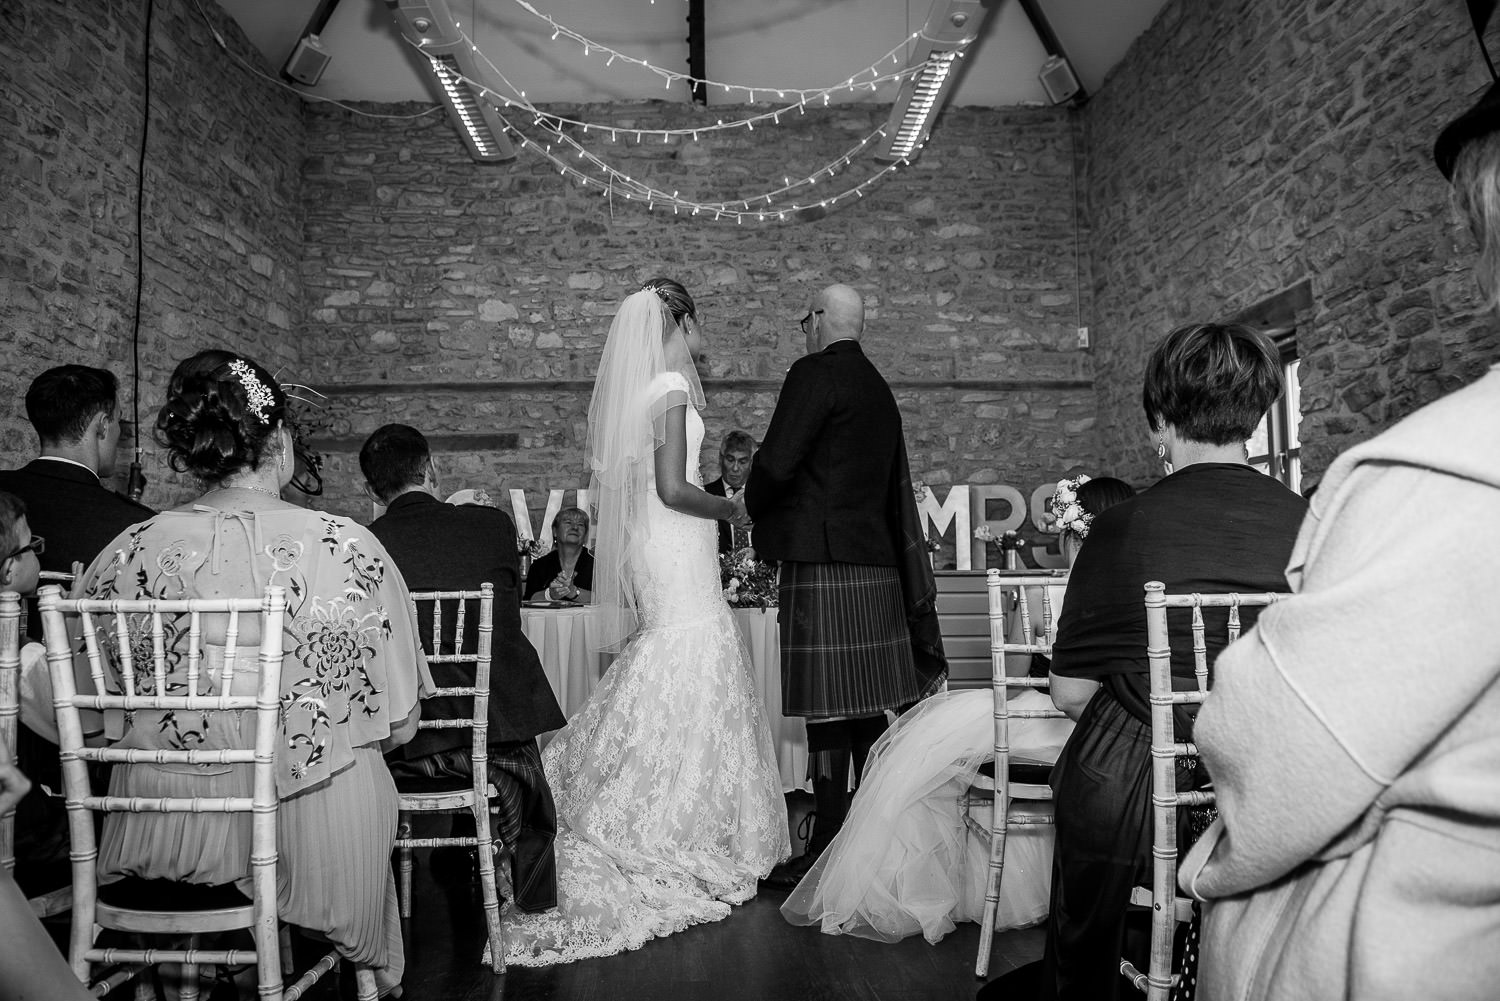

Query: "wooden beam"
left=307, top=378, right=1094, bottom=397
left=687, top=0, right=706, bottom=105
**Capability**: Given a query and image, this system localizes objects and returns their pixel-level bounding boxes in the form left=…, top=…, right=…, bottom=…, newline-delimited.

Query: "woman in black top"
left=1037, top=324, right=1307, bottom=1001
left=523, top=506, right=595, bottom=602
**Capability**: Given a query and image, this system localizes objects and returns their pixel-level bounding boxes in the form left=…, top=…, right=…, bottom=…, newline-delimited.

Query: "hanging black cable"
left=125, top=0, right=155, bottom=502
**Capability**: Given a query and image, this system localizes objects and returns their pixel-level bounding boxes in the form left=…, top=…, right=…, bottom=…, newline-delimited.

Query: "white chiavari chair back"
left=969, top=568, right=1070, bottom=978
left=38, top=582, right=377, bottom=1001
left=395, top=584, right=505, bottom=972
left=1119, top=582, right=1285, bottom=1001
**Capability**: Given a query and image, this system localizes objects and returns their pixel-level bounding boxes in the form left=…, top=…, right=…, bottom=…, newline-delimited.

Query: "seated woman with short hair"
left=523, top=507, right=595, bottom=603
left=1032, top=323, right=1307, bottom=1001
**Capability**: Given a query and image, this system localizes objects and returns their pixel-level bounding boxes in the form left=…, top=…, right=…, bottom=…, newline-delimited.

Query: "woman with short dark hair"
left=1031, top=323, right=1307, bottom=1001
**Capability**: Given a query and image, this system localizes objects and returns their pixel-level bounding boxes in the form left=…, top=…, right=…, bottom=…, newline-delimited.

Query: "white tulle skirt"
left=500, top=606, right=789, bottom=966
left=781, top=689, right=1074, bottom=944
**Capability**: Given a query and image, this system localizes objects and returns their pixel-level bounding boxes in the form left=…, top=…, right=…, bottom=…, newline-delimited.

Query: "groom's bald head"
left=810, top=284, right=864, bottom=349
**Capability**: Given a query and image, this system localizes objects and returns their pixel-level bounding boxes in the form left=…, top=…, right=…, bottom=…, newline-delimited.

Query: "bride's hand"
left=728, top=494, right=753, bottom=529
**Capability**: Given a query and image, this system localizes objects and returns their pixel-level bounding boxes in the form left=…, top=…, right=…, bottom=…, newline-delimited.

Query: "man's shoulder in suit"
left=0, top=460, right=154, bottom=517
left=704, top=477, right=727, bottom=497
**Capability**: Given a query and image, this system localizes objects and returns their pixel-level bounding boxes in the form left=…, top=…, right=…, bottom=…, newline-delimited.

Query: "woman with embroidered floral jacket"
left=74, top=350, right=431, bottom=996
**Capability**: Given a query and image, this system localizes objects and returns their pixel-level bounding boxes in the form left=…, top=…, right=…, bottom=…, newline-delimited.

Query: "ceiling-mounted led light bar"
left=387, top=0, right=516, bottom=162
left=875, top=0, right=993, bottom=162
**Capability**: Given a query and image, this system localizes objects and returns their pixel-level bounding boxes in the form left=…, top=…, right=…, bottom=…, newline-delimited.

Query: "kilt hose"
left=777, top=560, right=929, bottom=718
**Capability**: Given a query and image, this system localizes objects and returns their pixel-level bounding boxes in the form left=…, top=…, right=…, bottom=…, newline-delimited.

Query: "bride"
left=501, top=278, right=790, bottom=965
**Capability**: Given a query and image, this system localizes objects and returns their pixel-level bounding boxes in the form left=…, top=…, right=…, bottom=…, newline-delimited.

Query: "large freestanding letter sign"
left=917, top=485, right=972, bottom=570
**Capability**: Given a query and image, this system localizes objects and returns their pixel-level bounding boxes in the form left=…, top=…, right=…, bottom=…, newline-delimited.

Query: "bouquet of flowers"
left=720, top=548, right=779, bottom=608
left=973, top=525, right=1026, bottom=565
left=518, top=535, right=549, bottom=560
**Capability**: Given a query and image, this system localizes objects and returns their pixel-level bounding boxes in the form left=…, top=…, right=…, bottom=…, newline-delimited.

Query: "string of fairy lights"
left=408, top=3, right=974, bottom=222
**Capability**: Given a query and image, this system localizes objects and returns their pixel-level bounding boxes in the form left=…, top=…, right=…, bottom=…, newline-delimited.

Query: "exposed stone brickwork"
left=0, top=0, right=305, bottom=505
left=299, top=102, right=1099, bottom=548
left=1086, top=0, right=1499, bottom=483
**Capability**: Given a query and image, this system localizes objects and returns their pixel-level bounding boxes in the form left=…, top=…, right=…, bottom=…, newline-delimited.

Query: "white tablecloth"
left=519, top=605, right=808, bottom=792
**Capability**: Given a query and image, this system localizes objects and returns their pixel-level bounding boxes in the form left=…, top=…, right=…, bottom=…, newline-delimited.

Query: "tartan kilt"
left=777, top=560, right=922, bottom=718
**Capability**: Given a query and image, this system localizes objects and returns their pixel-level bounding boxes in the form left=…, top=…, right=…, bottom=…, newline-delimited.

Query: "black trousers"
left=388, top=738, right=559, bottom=913
left=1040, top=690, right=1201, bottom=1001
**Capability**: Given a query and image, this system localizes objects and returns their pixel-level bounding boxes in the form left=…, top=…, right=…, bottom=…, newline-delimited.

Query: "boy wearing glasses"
left=0, top=488, right=76, bottom=900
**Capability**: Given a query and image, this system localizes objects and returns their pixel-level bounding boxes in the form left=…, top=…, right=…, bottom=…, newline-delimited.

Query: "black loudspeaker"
left=283, top=35, right=332, bottom=86
left=1039, top=54, right=1080, bottom=105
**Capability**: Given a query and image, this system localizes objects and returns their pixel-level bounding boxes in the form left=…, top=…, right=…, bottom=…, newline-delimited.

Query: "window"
left=1248, top=340, right=1301, bottom=494
left=1230, top=280, right=1310, bottom=496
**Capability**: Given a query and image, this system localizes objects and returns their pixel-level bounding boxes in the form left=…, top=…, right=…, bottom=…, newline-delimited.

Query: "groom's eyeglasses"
left=799, top=309, right=824, bottom=334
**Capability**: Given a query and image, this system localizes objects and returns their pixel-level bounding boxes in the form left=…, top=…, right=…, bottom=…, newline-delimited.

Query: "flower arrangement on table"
left=973, top=524, right=1027, bottom=566
left=720, top=548, right=779, bottom=608
left=518, top=534, right=549, bottom=580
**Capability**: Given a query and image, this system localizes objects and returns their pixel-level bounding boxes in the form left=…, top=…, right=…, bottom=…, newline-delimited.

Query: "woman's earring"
left=1157, top=436, right=1173, bottom=475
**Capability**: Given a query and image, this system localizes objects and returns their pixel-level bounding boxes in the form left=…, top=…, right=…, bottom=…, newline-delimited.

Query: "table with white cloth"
left=519, top=604, right=809, bottom=792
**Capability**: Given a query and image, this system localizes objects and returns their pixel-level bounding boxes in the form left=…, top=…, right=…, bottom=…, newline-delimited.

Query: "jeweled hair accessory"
left=1046, top=474, right=1093, bottom=539
left=228, top=359, right=275, bottom=425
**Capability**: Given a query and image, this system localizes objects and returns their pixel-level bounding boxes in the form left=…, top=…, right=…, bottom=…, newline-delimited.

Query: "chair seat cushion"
left=98, top=877, right=251, bottom=912
left=976, top=759, right=1054, bottom=785
left=394, top=773, right=475, bottom=795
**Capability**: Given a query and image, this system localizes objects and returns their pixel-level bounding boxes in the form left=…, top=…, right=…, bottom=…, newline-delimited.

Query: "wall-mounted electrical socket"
left=1077, top=326, right=1090, bottom=349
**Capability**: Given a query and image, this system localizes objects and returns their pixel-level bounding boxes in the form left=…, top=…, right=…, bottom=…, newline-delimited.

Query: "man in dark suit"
left=362, top=424, right=566, bottom=912
left=0, top=366, right=154, bottom=628
left=0, top=365, right=153, bottom=896
left=703, top=430, right=756, bottom=554
left=747, top=284, right=946, bottom=888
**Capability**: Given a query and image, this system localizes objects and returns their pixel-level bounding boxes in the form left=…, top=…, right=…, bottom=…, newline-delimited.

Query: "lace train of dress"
left=781, top=689, right=1074, bottom=944
left=500, top=383, right=789, bottom=966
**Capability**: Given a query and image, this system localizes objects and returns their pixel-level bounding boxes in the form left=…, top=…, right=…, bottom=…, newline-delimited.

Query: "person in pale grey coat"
left=1178, top=81, right=1500, bottom=1001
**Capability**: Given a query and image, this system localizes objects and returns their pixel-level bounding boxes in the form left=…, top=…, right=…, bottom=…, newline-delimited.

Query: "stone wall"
left=1086, top=0, right=1498, bottom=483
left=0, top=0, right=305, bottom=505
left=300, top=101, right=1099, bottom=560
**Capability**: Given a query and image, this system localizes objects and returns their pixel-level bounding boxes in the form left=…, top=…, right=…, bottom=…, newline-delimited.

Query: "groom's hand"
left=728, top=494, right=753, bottom=529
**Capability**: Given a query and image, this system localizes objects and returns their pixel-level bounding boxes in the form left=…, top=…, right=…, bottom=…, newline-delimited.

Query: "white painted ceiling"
left=216, top=0, right=1170, bottom=109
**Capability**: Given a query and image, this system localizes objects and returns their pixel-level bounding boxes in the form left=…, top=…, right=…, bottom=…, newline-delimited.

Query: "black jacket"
left=523, top=549, right=595, bottom=601
left=0, top=458, right=154, bottom=635
left=746, top=340, right=904, bottom=566
left=368, top=492, right=565, bottom=748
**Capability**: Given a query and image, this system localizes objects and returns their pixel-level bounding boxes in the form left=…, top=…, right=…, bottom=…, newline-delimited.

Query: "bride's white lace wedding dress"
left=501, top=373, right=789, bottom=966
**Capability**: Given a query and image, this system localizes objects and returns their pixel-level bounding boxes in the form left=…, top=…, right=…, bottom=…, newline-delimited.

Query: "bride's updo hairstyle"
left=640, top=277, right=697, bottom=327
left=155, top=349, right=288, bottom=483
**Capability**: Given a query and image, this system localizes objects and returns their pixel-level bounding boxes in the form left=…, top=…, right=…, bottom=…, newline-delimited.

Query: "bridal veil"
left=585, top=287, right=706, bottom=651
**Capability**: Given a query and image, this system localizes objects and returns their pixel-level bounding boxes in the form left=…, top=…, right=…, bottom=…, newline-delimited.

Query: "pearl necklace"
left=213, top=481, right=282, bottom=499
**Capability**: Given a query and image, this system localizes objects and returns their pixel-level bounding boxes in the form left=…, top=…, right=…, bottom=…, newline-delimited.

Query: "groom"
left=747, top=283, right=946, bottom=889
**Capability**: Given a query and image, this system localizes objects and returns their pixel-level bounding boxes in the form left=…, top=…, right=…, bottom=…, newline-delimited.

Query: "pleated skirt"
left=98, top=745, right=403, bottom=981
left=777, top=561, right=920, bottom=718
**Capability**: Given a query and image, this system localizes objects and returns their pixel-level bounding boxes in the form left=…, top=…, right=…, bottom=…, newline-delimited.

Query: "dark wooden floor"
left=61, top=794, right=1044, bottom=1000
left=402, top=870, right=1042, bottom=1001
left=400, top=792, right=1044, bottom=1001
